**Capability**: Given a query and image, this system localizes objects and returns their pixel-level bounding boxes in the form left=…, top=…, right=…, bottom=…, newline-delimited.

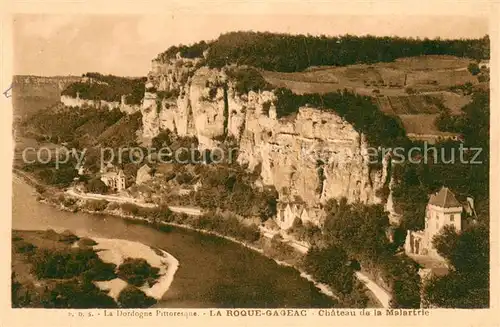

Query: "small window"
left=450, top=214, right=454, bottom=222
left=436, top=222, right=439, bottom=230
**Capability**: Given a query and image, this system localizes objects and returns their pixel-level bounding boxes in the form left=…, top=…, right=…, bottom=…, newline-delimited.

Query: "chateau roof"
left=428, top=187, right=461, bottom=208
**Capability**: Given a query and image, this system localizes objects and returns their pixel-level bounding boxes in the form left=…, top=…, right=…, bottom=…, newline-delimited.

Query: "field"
left=262, top=55, right=476, bottom=113
left=262, top=55, right=478, bottom=136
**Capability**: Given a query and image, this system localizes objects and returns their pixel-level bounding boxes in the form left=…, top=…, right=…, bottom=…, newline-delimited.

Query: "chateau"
left=100, top=167, right=126, bottom=192
left=404, top=186, right=463, bottom=259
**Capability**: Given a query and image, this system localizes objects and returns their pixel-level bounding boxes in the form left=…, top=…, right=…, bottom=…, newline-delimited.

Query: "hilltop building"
left=405, top=186, right=463, bottom=259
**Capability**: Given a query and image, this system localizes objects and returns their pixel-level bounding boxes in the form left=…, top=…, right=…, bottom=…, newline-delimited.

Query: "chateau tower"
left=424, top=186, right=463, bottom=251
left=405, top=186, right=463, bottom=258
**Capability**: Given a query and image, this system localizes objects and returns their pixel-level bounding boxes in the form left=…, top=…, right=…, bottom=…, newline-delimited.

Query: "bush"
left=32, top=248, right=99, bottom=279
left=42, top=280, right=117, bottom=308
left=86, top=178, right=108, bottom=194
left=82, top=260, right=117, bottom=281
left=84, top=199, right=109, bottom=212
left=35, top=185, right=46, bottom=194
left=117, top=258, right=160, bottom=287
left=58, top=230, right=80, bottom=244
left=120, top=203, right=140, bottom=215
left=117, top=286, right=157, bottom=308
left=468, top=62, right=480, bottom=76
left=13, top=240, right=37, bottom=254
left=304, top=245, right=355, bottom=295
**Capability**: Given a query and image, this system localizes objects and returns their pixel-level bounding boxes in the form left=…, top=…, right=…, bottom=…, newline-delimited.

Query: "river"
left=12, top=176, right=336, bottom=308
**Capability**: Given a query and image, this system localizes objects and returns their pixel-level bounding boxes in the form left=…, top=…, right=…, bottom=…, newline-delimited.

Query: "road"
left=65, top=188, right=203, bottom=216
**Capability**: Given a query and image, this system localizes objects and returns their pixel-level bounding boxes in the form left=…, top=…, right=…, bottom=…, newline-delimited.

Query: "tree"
left=304, top=245, right=355, bottom=295
left=425, top=224, right=489, bottom=308
left=117, top=258, right=160, bottom=287
left=467, top=62, right=480, bottom=76
left=432, top=225, right=460, bottom=263
left=117, top=286, right=157, bottom=308
left=86, top=178, right=108, bottom=194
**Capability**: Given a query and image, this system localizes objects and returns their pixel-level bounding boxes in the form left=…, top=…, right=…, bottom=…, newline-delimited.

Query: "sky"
left=13, top=14, right=489, bottom=77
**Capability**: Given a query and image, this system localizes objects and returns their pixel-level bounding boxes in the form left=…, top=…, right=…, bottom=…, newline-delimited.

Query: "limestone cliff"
left=141, top=55, right=389, bottom=206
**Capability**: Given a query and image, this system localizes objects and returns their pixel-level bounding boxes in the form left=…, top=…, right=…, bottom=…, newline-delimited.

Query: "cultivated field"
left=262, top=55, right=478, bottom=136
left=262, top=55, right=476, bottom=114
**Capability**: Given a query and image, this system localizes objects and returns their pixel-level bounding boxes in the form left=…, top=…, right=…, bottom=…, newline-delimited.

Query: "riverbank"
left=14, top=170, right=384, bottom=307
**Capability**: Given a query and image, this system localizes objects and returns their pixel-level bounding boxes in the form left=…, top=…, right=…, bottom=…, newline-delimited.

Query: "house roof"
left=139, top=164, right=152, bottom=172
left=428, top=186, right=461, bottom=208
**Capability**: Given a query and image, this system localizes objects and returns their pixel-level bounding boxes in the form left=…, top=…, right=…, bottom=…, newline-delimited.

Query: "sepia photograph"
left=7, top=7, right=492, bottom=316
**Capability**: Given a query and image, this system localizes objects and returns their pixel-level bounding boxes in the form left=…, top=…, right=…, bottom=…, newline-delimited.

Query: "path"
left=65, top=188, right=203, bottom=216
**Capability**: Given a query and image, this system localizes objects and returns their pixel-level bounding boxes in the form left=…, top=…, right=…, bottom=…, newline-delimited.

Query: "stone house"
left=100, top=169, right=126, bottom=192
left=405, top=186, right=463, bottom=259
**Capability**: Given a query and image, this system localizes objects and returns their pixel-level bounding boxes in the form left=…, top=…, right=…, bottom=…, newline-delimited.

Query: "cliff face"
left=60, top=94, right=141, bottom=114
left=142, top=57, right=389, bottom=206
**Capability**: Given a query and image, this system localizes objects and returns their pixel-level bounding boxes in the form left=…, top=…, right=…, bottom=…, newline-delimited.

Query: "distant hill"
left=12, top=75, right=82, bottom=119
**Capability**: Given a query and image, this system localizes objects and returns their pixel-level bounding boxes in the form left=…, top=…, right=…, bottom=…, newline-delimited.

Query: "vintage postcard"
left=1, top=0, right=498, bottom=326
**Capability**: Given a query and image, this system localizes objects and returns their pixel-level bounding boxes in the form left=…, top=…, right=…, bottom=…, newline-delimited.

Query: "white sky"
left=13, top=13, right=489, bottom=76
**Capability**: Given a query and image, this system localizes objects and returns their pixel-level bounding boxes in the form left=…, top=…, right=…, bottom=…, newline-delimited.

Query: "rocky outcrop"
left=140, top=56, right=389, bottom=206
left=60, top=94, right=141, bottom=114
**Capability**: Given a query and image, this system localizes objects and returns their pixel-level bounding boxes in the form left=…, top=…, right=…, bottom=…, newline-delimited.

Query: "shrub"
left=13, top=240, right=37, bottom=254
left=84, top=199, right=109, bottom=212
left=35, top=185, right=46, bottom=194
left=106, top=202, right=120, bottom=211
left=468, top=62, right=480, bottom=76
left=120, top=203, right=140, bottom=215
left=117, top=258, right=161, bottom=287
left=58, top=230, right=80, bottom=244
left=117, top=286, right=157, bottom=308
left=82, top=260, right=117, bottom=281
left=42, top=280, right=117, bottom=308
left=86, top=178, right=108, bottom=194
left=32, top=248, right=99, bottom=279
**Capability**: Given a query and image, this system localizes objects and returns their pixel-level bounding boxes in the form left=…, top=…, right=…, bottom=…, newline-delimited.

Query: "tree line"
left=157, top=31, right=489, bottom=72
left=62, top=73, right=146, bottom=105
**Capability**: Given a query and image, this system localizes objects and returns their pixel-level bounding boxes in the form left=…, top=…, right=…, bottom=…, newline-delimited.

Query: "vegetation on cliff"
left=61, top=73, right=146, bottom=105
left=161, top=32, right=489, bottom=72
left=274, top=87, right=408, bottom=147
left=156, top=40, right=211, bottom=62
